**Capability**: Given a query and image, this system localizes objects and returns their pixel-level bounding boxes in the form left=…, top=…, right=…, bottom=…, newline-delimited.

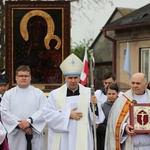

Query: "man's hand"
left=90, top=96, right=97, bottom=106
left=70, top=107, right=83, bottom=120
left=25, top=127, right=32, bottom=135
left=18, top=120, right=30, bottom=130
left=125, top=124, right=136, bottom=136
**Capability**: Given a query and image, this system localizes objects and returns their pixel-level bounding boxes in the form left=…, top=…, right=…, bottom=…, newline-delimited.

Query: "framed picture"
left=130, top=103, right=150, bottom=133
left=5, top=1, right=70, bottom=91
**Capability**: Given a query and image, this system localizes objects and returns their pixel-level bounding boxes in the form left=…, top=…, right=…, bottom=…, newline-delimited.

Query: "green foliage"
left=71, top=38, right=93, bottom=61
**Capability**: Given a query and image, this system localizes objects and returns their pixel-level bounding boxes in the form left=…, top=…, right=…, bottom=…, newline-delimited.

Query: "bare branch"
left=71, top=0, right=114, bottom=23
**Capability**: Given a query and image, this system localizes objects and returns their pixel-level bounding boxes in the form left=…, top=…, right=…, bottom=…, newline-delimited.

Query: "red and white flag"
left=80, top=49, right=88, bottom=85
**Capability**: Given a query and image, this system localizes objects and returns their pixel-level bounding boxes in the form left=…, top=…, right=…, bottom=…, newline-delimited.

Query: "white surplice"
left=95, top=89, right=107, bottom=104
left=1, top=85, right=47, bottom=150
left=105, top=89, right=150, bottom=150
left=43, top=83, right=105, bottom=150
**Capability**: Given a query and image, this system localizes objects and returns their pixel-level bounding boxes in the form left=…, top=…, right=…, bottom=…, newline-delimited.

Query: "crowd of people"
left=0, top=53, right=150, bottom=150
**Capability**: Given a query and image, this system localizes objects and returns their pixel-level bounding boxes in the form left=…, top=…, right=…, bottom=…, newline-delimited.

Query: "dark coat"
left=96, top=101, right=113, bottom=150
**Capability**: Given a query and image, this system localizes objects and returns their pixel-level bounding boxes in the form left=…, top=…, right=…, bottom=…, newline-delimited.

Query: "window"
left=141, top=48, right=150, bottom=82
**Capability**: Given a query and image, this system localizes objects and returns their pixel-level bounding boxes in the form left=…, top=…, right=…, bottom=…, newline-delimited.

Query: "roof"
left=90, top=7, right=135, bottom=48
left=117, top=7, right=135, bottom=16
left=104, top=7, right=135, bottom=26
left=102, top=3, right=150, bottom=31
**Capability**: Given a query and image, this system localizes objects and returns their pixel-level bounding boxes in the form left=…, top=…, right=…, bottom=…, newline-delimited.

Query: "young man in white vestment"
left=105, top=73, right=150, bottom=150
left=95, top=71, right=123, bottom=105
left=1, top=65, right=47, bottom=150
left=42, top=53, right=105, bottom=150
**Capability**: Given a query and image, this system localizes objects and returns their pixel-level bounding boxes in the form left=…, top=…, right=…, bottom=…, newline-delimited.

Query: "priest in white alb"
left=1, top=65, right=47, bottom=150
left=42, top=53, right=105, bottom=150
left=105, top=73, right=150, bottom=150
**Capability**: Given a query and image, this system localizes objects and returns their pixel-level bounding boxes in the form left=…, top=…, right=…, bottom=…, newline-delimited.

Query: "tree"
left=71, top=0, right=113, bottom=22
left=55, top=0, right=113, bottom=21
left=71, top=38, right=93, bottom=61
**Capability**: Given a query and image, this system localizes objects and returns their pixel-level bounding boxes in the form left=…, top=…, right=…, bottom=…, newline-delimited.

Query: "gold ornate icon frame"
left=5, top=1, right=70, bottom=91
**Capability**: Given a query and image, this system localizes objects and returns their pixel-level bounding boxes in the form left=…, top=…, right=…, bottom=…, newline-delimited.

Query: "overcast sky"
left=71, top=0, right=150, bottom=46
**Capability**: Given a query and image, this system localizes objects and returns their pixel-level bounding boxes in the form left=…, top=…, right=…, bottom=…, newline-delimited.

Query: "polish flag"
left=80, top=49, right=88, bottom=85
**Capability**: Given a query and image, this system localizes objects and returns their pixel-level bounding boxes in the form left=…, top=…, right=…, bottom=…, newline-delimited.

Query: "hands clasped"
left=18, top=120, right=32, bottom=134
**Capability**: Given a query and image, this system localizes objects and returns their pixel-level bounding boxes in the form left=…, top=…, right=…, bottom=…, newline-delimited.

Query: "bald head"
left=132, top=73, right=147, bottom=82
left=131, top=73, right=148, bottom=95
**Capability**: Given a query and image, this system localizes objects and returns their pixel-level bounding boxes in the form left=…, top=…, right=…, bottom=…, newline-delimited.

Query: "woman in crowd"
left=96, top=82, right=120, bottom=150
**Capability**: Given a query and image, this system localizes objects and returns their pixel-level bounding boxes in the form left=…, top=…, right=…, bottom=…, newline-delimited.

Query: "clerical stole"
left=51, top=84, right=88, bottom=150
left=115, top=98, right=131, bottom=150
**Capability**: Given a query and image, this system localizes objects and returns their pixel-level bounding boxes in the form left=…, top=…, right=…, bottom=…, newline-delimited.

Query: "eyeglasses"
left=17, top=75, right=30, bottom=78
